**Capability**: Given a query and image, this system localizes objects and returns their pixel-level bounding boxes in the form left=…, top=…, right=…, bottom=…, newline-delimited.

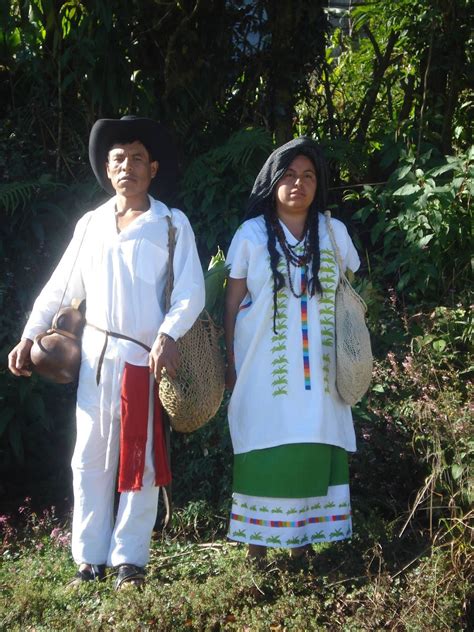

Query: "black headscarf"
left=244, top=137, right=328, bottom=333
left=246, top=136, right=329, bottom=219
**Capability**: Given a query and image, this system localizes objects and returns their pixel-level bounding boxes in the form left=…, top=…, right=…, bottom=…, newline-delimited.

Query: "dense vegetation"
left=1, top=1, right=472, bottom=629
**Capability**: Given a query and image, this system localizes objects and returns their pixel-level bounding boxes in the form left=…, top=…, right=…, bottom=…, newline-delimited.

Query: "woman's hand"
left=149, top=333, right=179, bottom=383
left=225, top=363, right=237, bottom=391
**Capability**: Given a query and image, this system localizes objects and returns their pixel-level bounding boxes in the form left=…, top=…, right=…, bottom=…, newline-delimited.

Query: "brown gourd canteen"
left=30, top=303, right=85, bottom=384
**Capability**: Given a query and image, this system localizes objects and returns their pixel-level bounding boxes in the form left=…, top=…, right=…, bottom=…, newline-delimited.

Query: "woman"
left=224, top=137, right=360, bottom=561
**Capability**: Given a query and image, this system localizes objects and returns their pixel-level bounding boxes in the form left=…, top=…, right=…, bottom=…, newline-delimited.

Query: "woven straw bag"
left=158, top=216, right=225, bottom=432
left=325, top=211, right=373, bottom=406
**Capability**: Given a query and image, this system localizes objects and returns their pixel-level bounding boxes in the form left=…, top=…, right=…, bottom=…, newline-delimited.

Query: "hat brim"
left=88, top=117, right=179, bottom=201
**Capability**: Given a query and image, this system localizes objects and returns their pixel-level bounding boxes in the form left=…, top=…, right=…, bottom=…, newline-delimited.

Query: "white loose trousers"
left=71, top=338, right=159, bottom=567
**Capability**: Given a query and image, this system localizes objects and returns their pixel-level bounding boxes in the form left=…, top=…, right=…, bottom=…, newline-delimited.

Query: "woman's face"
left=275, top=154, right=317, bottom=217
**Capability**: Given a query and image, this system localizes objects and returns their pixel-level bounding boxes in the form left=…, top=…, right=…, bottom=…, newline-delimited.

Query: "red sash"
left=118, top=362, right=171, bottom=492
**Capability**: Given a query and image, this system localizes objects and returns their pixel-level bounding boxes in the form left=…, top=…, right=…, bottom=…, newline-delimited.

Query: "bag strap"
left=165, top=214, right=177, bottom=313
left=324, top=210, right=368, bottom=312
left=54, top=214, right=92, bottom=320
left=162, top=212, right=176, bottom=529
left=324, top=210, right=348, bottom=285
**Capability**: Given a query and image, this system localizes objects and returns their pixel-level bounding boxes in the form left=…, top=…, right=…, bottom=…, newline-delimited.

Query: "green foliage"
left=0, top=178, right=91, bottom=477
left=203, top=248, right=228, bottom=326
left=0, top=3, right=472, bottom=623
left=0, top=510, right=470, bottom=630
left=353, top=291, right=472, bottom=566
left=298, top=0, right=472, bottom=181
left=349, top=144, right=473, bottom=300
left=0, top=176, right=66, bottom=215
left=0, top=374, right=46, bottom=466
left=170, top=404, right=233, bottom=521
left=181, top=127, right=273, bottom=253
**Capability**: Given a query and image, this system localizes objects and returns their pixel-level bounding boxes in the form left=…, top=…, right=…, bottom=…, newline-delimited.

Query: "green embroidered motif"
left=311, top=531, right=325, bottom=540
left=250, top=531, right=264, bottom=541
left=318, top=248, right=337, bottom=393
left=329, top=528, right=344, bottom=538
left=271, top=342, right=286, bottom=352
left=232, top=529, right=246, bottom=538
left=270, top=258, right=289, bottom=397
left=286, top=536, right=301, bottom=545
left=266, top=535, right=282, bottom=544
left=271, top=332, right=286, bottom=342
left=267, top=245, right=337, bottom=396
left=320, top=253, right=335, bottom=265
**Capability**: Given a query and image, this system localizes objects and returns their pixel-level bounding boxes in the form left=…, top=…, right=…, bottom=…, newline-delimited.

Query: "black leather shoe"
left=114, top=564, right=145, bottom=591
left=67, top=564, right=106, bottom=587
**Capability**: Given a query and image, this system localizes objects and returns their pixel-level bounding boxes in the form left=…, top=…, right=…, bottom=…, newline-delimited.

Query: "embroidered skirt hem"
left=228, top=486, right=352, bottom=548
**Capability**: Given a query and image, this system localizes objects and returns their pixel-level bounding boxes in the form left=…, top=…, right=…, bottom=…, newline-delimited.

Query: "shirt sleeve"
left=330, top=218, right=361, bottom=274
left=22, top=213, right=90, bottom=341
left=158, top=210, right=205, bottom=341
left=343, top=229, right=360, bottom=273
left=226, top=224, right=250, bottom=279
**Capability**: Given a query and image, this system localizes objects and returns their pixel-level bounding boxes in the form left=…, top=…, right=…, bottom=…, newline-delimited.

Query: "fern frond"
left=0, top=177, right=65, bottom=215
left=183, top=126, right=272, bottom=192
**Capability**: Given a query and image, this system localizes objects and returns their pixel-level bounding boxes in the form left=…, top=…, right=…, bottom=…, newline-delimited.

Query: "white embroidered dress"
left=226, top=213, right=361, bottom=548
left=227, top=214, right=360, bottom=454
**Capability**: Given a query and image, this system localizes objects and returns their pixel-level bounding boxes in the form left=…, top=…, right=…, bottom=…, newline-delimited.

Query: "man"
left=8, top=116, right=205, bottom=589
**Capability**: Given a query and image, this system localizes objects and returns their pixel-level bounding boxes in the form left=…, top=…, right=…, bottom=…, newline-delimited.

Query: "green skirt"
left=229, top=444, right=352, bottom=547
left=233, top=443, right=349, bottom=499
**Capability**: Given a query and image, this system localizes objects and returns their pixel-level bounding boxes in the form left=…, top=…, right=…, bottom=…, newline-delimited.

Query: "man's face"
left=106, top=141, right=159, bottom=198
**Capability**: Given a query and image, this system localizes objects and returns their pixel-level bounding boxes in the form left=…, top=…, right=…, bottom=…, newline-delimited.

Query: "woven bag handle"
left=324, top=210, right=368, bottom=313
left=165, top=214, right=177, bottom=313
left=164, top=212, right=218, bottom=329
left=324, top=210, right=348, bottom=284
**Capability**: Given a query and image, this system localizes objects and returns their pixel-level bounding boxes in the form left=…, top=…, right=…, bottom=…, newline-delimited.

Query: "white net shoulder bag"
left=324, top=211, right=373, bottom=405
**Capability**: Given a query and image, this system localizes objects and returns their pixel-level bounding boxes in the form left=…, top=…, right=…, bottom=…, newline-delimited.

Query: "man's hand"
left=149, top=333, right=179, bottom=383
left=8, top=339, right=33, bottom=377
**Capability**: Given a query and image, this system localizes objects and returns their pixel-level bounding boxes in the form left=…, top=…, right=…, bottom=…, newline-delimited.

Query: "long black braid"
left=306, top=198, right=323, bottom=298
left=263, top=209, right=285, bottom=333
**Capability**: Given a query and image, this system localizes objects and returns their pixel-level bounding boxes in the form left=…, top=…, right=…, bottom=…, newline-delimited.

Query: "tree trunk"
left=265, top=0, right=327, bottom=144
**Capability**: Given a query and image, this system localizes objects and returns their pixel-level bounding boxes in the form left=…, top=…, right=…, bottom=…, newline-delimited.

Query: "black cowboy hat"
left=88, top=115, right=179, bottom=201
